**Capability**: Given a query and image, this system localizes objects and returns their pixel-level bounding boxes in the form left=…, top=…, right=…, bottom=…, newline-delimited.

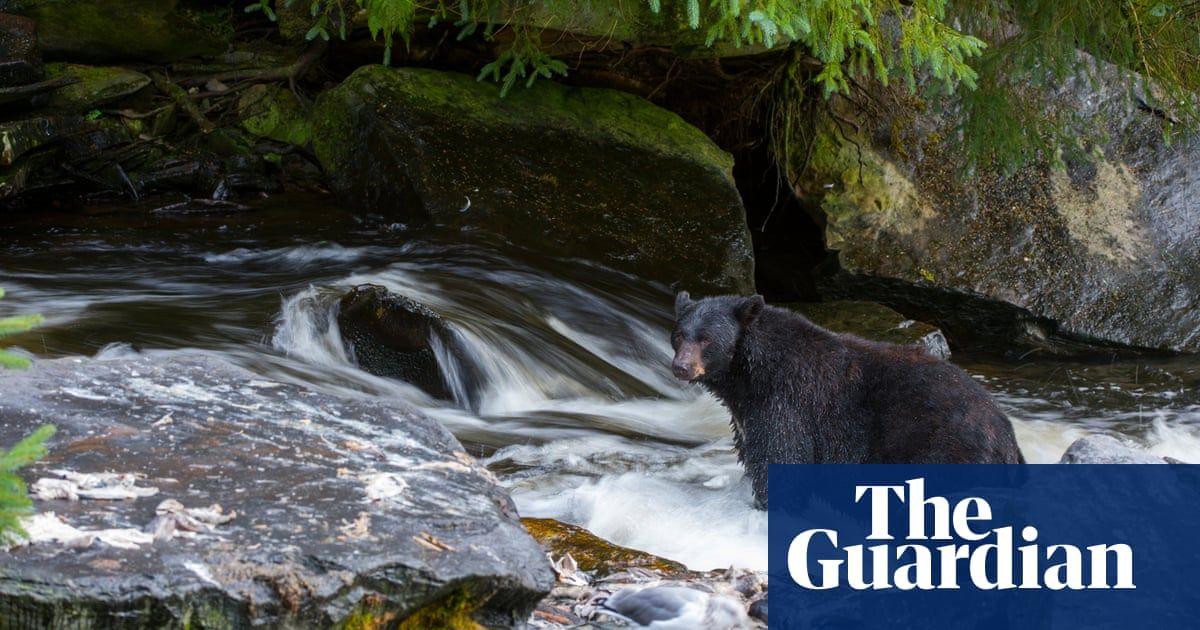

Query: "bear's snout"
left=672, top=342, right=706, bottom=381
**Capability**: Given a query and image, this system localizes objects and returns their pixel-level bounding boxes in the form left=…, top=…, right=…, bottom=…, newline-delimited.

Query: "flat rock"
left=312, top=66, right=755, bottom=295
left=45, top=63, right=150, bottom=111
left=0, top=354, right=552, bottom=628
left=521, top=517, right=687, bottom=578
left=781, top=300, right=951, bottom=359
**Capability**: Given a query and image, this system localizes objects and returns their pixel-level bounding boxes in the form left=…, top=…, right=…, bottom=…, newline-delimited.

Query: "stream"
left=3, top=193, right=1199, bottom=573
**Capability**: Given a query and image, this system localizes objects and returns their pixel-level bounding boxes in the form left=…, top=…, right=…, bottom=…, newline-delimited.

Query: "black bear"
left=671, top=292, right=1025, bottom=509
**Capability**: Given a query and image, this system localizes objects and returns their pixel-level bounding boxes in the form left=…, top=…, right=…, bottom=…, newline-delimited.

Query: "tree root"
left=181, top=40, right=328, bottom=94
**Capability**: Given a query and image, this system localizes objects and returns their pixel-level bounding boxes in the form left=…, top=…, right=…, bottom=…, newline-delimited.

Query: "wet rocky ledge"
left=0, top=354, right=552, bottom=628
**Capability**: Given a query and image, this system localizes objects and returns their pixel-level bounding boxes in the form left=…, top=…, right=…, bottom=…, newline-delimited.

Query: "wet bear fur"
left=670, top=292, right=1025, bottom=509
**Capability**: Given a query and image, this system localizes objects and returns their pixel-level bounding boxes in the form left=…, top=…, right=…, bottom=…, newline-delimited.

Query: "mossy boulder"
left=782, top=301, right=950, bottom=359
left=522, top=518, right=688, bottom=577
left=791, top=53, right=1200, bottom=352
left=238, top=83, right=312, bottom=145
left=44, top=63, right=149, bottom=111
left=313, top=66, right=754, bottom=295
left=6, top=0, right=224, bottom=63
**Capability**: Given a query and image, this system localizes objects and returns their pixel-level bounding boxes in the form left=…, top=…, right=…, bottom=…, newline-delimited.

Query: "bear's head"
left=671, top=291, right=764, bottom=382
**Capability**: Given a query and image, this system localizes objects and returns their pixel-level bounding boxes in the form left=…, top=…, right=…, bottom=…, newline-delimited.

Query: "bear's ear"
left=674, top=290, right=691, bottom=315
left=736, top=295, right=765, bottom=325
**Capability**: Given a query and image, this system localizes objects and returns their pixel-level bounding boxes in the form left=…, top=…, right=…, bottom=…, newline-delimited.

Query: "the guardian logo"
left=788, top=478, right=1135, bottom=591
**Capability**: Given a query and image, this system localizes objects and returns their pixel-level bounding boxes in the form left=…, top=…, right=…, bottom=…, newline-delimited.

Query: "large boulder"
left=0, top=354, right=552, bottom=628
left=313, top=66, right=755, bottom=295
left=4, top=0, right=225, bottom=63
left=794, top=54, right=1200, bottom=352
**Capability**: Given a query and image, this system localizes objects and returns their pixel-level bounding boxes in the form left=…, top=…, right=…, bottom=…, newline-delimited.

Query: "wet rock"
left=8, top=0, right=225, bottom=63
left=337, top=284, right=484, bottom=407
left=0, top=150, right=56, bottom=199
left=238, top=84, right=312, bottom=146
left=0, top=116, right=79, bottom=166
left=748, top=595, right=767, bottom=623
left=0, top=13, right=42, bottom=87
left=782, top=300, right=951, bottom=359
left=44, top=63, right=150, bottom=111
left=522, top=517, right=688, bottom=578
left=0, top=75, right=75, bottom=107
left=313, top=66, right=755, bottom=295
left=794, top=52, right=1200, bottom=352
left=1059, top=434, right=1184, bottom=464
left=0, top=354, right=552, bottom=627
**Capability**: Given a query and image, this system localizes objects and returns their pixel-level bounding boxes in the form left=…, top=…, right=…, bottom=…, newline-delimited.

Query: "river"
left=2, top=193, right=1198, bottom=572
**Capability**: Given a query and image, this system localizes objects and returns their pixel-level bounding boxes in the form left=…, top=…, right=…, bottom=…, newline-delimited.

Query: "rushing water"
left=2, top=194, right=1199, bottom=572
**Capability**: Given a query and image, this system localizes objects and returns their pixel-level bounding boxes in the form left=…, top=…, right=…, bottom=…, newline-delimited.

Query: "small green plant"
left=0, top=425, right=55, bottom=546
left=0, top=288, right=42, bottom=370
left=0, top=289, right=54, bottom=546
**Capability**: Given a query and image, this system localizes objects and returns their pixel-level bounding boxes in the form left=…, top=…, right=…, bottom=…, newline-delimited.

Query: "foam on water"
left=263, top=253, right=1200, bottom=572
left=13, top=223, right=1197, bottom=574
left=203, top=242, right=378, bottom=266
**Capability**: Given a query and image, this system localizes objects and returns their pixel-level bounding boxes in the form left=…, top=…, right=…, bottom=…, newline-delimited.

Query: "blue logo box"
left=768, top=465, right=1200, bottom=629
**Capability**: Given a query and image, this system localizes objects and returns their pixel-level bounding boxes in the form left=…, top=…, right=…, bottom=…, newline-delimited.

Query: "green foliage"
left=246, top=0, right=985, bottom=96
left=0, top=425, right=55, bottom=546
left=476, top=29, right=570, bottom=97
left=0, top=288, right=42, bottom=370
left=244, top=0, right=1200, bottom=168
left=945, top=0, right=1200, bottom=168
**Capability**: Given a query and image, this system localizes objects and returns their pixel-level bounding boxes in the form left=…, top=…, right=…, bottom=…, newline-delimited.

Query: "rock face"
left=313, top=66, right=755, bottom=295
left=0, top=13, right=42, bottom=87
left=0, top=354, right=552, bottom=628
left=1059, top=434, right=1183, bottom=464
left=6, top=0, right=225, bottom=63
left=781, top=300, right=951, bottom=359
left=336, top=284, right=485, bottom=409
left=795, top=54, right=1200, bottom=352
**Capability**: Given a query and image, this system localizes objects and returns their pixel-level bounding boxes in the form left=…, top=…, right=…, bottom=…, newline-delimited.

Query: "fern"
left=0, top=425, right=56, bottom=547
left=477, top=30, right=570, bottom=97
left=247, top=0, right=1200, bottom=166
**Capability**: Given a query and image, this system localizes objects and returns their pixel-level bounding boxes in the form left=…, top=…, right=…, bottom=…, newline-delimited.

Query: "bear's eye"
left=697, top=334, right=711, bottom=345
left=670, top=331, right=682, bottom=347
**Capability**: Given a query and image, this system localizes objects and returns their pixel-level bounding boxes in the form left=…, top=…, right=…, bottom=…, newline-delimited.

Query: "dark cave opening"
left=731, top=141, right=829, bottom=303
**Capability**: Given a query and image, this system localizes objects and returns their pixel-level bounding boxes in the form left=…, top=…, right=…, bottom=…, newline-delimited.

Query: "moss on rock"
left=44, top=63, right=150, bottom=111
left=312, top=66, right=754, bottom=294
left=238, top=84, right=312, bottom=146
left=8, top=0, right=225, bottom=63
left=522, top=518, right=688, bottom=577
